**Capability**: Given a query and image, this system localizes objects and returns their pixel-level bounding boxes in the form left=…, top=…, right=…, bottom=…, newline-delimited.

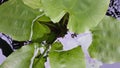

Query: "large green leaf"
left=49, top=42, right=85, bottom=68
left=23, top=0, right=42, bottom=9
left=0, top=43, right=45, bottom=68
left=0, top=43, right=39, bottom=68
left=88, top=16, right=120, bottom=63
left=41, top=0, right=110, bottom=33
left=0, top=0, right=45, bottom=41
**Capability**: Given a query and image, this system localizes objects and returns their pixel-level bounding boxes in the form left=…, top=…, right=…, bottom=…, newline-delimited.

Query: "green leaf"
left=23, top=0, right=42, bottom=10
left=0, top=0, right=42, bottom=41
left=32, top=21, right=50, bottom=42
left=37, top=15, right=51, bottom=22
left=49, top=43, right=85, bottom=68
left=41, top=0, right=110, bottom=33
left=50, top=42, right=63, bottom=51
left=33, top=58, right=45, bottom=68
left=0, top=44, right=33, bottom=68
left=0, top=43, right=45, bottom=68
left=88, top=16, right=120, bottom=63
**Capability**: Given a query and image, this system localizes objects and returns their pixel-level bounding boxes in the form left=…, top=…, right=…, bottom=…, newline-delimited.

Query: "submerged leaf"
left=49, top=42, right=85, bottom=68
left=41, top=0, right=110, bottom=33
left=89, top=16, right=120, bottom=63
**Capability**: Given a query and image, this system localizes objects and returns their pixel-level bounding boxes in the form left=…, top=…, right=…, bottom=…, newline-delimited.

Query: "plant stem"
left=33, top=44, right=50, bottom=66
left=39, top=44, right=50, bottom=59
